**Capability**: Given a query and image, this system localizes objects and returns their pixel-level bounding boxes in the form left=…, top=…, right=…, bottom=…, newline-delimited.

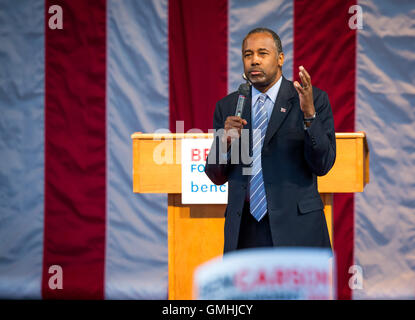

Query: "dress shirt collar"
left=251, top=75, right=283, bottom=105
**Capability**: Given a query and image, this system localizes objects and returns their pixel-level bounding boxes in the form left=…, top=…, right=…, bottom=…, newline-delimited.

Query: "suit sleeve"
left=204, top=100, right=232, bottom=185
left=303, top=90, right=336, bottom=176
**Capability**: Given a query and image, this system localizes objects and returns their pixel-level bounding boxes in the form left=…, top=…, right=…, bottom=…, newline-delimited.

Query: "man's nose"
left=251, top=54, right=260, bottom=65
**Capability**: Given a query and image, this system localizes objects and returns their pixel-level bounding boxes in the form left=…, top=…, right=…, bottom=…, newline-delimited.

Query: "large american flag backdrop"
left=0, top=0, right=414, bottom=300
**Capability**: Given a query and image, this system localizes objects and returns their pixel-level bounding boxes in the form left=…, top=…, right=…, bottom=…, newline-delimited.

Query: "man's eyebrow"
left=243, top=48, right=270, bottom=53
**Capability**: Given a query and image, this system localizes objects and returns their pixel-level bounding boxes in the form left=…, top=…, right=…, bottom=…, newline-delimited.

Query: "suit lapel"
left=263, top=76, right=296, bottom=147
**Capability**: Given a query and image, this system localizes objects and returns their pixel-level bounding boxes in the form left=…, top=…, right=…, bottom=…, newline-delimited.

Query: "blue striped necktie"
left=250, top=93, right=268, bottom=221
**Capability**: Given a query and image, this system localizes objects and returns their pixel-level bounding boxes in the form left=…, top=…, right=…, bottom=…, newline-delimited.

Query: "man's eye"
left=244, top=53, right=252, bottom=57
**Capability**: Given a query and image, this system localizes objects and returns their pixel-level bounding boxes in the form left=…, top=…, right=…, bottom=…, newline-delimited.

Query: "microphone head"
left=238, top=83, right=250, bottom=97
left=242, top=73, right=253, bottom=84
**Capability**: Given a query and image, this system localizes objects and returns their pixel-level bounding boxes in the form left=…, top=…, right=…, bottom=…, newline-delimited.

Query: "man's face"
left=242, top=32, right=284, bottom=91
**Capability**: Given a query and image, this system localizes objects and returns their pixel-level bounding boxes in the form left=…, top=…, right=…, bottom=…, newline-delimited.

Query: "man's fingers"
left=299, top=69, right=310, bottom=89
left=299, top=71, right=307, bottom=87
left=225, top=128, right=241, bottom=141
left=300, top=65, right=311, bottom=80
left=294, top=81, right=304, bottom=95
left=225, top=116, right=247, bottom=129
left=227, top=116, right=244, bottom=122
left=232, top=117, right=247, bottom=126
left=299, top=66, right=311, bottom=87
left=226, top=120, right=244, bottom=128
left=224, top=116, right=247, bottom=142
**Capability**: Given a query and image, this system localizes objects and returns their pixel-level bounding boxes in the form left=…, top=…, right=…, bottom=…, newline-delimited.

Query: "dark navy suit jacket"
left=205, top=76, right=336, bottom=253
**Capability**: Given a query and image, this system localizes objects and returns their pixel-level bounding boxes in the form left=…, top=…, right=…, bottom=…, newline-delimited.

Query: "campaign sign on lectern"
left=181, top=138, right=228, bottom=204
left=194, top=248, right=334, bottom=300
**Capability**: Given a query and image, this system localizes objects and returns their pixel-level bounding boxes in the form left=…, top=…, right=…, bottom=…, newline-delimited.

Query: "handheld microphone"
left=235, top=82, right=250, bottom=117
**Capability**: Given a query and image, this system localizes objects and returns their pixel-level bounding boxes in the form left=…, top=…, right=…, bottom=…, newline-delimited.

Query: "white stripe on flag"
left=355, top=0, right=415, bottom=299
left=0, top=0, right=44, bottom=299
left=228, top=0, right=294, bottom=94
left=106, top=0, right=169, bottom=299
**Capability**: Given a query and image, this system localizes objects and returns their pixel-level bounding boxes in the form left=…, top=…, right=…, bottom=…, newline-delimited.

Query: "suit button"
left=237, top=211, right=241, bottom=217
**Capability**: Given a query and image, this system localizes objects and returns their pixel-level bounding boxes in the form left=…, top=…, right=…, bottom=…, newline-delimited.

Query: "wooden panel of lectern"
left=131, top=132, right=369, bottom=299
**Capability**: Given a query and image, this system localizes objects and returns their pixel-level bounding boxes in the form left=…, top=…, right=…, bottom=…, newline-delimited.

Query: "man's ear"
left=278, top=52, right=285, bottom=68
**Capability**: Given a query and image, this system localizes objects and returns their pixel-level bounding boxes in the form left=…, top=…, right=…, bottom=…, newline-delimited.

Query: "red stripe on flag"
left=169, top=0, right=228, bottom=132
left=294, top=0, right=357, bottom=299
left=43, top=0, right=107, bottom=299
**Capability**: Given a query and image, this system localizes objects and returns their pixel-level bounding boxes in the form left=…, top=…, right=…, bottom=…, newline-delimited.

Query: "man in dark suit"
left=205, top=28, right=336, bottom=253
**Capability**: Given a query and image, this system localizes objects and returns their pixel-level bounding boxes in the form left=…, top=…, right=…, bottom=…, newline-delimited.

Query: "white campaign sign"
left=194, top=248, right=335, bottom=300
left=181, top=138, right=228, bottom=204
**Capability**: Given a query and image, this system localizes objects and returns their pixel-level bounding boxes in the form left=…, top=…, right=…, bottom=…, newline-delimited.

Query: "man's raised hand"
left=294, top=65, right=315, bottom=118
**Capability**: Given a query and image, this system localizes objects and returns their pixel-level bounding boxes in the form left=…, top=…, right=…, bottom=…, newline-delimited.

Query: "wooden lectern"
left=131, top=132, right=369, bottom=300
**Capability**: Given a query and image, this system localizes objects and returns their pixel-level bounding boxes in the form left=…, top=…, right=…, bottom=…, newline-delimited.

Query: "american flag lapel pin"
left=280, top=107, right=286, bottom=113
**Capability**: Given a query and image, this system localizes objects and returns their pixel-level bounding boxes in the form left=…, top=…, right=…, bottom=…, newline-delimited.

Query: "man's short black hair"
left=242, top=27, right=283, bottom=54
